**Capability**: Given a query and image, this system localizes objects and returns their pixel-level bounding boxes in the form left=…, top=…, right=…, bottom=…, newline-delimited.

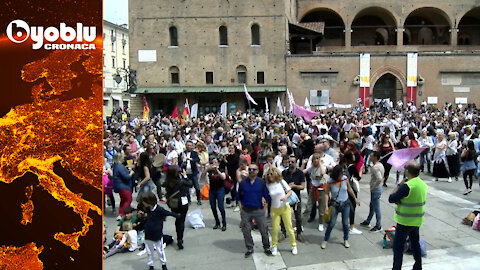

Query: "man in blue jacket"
left=237, top=163, right=273, bottom=258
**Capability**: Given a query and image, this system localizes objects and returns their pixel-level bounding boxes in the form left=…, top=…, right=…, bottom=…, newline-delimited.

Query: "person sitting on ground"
left=104, top=221, right=138, bottom=258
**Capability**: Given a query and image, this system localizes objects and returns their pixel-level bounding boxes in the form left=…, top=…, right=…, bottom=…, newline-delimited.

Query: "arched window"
left=251, top=24, right=260, bottom=45
left=219, top=26, right=228, bottom=45
left=236, top=65, right=247, bottom=84
left=169, top=66, right=179, bottom=84
left=169, top=26, right=178, bottom=46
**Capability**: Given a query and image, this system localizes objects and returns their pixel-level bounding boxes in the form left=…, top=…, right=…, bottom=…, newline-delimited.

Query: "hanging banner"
left=359, top=53, right=370, bottom=108
left=220, top=102, right=228, bottom=117
left=407, top=53, right=418, bottom=105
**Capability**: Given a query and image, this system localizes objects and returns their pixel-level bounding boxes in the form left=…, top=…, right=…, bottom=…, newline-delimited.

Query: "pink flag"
left=387, top=147, right=428, bottom=170
left=292, top=103, right=319, bottom=122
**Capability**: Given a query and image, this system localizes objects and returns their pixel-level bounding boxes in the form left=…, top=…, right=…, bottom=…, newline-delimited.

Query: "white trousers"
left=145, top=239, right=166, bottom=267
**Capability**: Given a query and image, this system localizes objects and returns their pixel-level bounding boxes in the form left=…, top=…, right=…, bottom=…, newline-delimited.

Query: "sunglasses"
left=248, top=168, right=258, bottom=172
left=266, top=173, right=273, bottom=176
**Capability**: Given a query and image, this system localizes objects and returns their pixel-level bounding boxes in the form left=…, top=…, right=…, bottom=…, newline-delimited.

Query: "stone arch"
left=350, top=6, right=398, bottom=46
left=457, top=6, right=480, bottom=45
left=403, top=7, right=452, bottom=45
left=298, top=6, right=346, bottom=27
left=370, top=66, right=406, bottom=102
left=299, top=7, right=346, bottom=46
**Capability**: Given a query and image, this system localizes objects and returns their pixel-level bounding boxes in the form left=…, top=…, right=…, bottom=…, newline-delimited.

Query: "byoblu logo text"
left=6, top=19, right=97, bottom=50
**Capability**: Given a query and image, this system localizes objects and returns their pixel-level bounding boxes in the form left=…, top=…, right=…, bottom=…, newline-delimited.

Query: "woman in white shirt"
left=265, top=167, right=297, bottom=255
left=433, top=133, right=451, bottom=182
left=165, top=142, right=178, bottom=166
left=361, top=129, right=375, bottom=173
left=446, top=132, right=460, bottom=181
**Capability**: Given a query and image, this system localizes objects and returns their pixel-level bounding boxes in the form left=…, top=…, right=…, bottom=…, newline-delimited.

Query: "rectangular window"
left=257, top=72, right=264, bottom=84
left=103, top=99, right=109, bottom=106
left=171, top=73, right=179, bottom=84
left=238, top=72, right=246, bottom=84
left=123, top=59, right=126, bottom=69
left=113, top=99, right=120, bottom=108
left=206, top=72, right=213, bottom=84
left=112, top=57, right=115, bottom=68
left=111, top=29, right=114, bottom=36
left=111, top=42, right=115, bottom=52
left=123, top=100, right=129, bottom=108
left=122, top=44, right=126, bottom=54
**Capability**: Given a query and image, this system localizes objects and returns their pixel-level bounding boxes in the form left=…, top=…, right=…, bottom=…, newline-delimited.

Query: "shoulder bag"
left=280, top=181, right=299, bottom=206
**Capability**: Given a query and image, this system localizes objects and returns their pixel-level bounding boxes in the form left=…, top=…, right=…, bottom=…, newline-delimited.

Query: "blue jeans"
left=363, top=149, right=373, bottom=169
left=324, top=201, right=350, bottom=241
left=187, top=173, right=200, bottom=203
left=393, top=224, right=422, bottom=270
left=137, top=180, right=155, bottom=198
left=365, top=187, right=382, bottom=227
left=419, top=150, right=431, bottom=173
left=209, top=187, right=226, bottom=225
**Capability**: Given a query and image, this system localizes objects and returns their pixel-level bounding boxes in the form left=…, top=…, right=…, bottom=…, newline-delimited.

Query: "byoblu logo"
left=6, top=19, right=96, bottom=50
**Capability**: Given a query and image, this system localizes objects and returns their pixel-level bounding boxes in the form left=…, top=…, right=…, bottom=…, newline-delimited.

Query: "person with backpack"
left=164, top=165, right=192, bottom=250
left=237, top=163, right=273, bottom=258
left=388, top=161, right=427, bottom=270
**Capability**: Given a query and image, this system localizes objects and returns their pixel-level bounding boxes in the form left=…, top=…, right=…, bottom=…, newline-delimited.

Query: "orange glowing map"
left=0, top=49, right=102, bottom=265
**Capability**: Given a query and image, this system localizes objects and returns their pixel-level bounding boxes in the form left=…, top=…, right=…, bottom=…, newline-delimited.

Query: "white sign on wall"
left=453, top=87, right=470, bottom=93
left=427, top=97, right=438, bottom=104
left=138, top=50, right=157, bottom=62
left=310, top=90, right=329, bottom=105
left=455, top=97, right=468, bottom=104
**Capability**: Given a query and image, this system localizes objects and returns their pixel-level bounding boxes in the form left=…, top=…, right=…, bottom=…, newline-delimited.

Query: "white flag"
left=220, top=102, right=227, bottom=117
left=243, top=84, right=258, bottom=105
left=265, top=97, right=269, bottom=113
left=287, top=89, right=295, bottom=113
left=190, top=103, right=198, bottom=119
left=304, top=97, right=310, bottom=110
left=277, top=97, right=283, bottom=114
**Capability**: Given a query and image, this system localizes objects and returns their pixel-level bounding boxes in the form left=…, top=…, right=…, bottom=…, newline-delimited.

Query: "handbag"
left=167, top=190, right=180, bottom=209
left=324, top=183, right=341, bottom=223
left=324, top=205, right=334, bottom=223
left=224, top=173, right=233, bottom=192
left=280, top=181, right=299, bottom=206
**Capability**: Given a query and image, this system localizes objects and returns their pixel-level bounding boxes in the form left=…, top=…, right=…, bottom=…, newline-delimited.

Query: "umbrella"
left=387, top=147, right=428, bottom=170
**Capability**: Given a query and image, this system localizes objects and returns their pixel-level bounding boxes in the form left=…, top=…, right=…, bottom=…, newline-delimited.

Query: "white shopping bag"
left=187, top=209, right=205, bottom=229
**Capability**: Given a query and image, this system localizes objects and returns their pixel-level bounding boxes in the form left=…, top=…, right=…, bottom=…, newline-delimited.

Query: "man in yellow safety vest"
left=388, top=161, right=427, bottom=270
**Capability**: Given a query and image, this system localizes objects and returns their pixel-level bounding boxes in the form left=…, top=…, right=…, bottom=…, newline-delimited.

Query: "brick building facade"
left=128, top=0, right=480, bottom=117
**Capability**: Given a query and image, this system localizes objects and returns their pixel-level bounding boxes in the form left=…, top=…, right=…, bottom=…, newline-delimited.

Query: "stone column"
left=397, top=27, right=403, bottom=46
left=450, top=28, right=458, bottom=46
left=345, top=26, right=351, bottom=48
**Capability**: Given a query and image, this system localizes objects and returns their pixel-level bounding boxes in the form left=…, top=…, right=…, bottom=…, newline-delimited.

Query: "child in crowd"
left=104, top=221, right=138, bottom=258
left=138, top=191, right=180, bottom=270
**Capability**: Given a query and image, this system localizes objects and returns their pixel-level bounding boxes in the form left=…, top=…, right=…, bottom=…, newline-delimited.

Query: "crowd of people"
left=103, top=101, right=480, bottom=270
